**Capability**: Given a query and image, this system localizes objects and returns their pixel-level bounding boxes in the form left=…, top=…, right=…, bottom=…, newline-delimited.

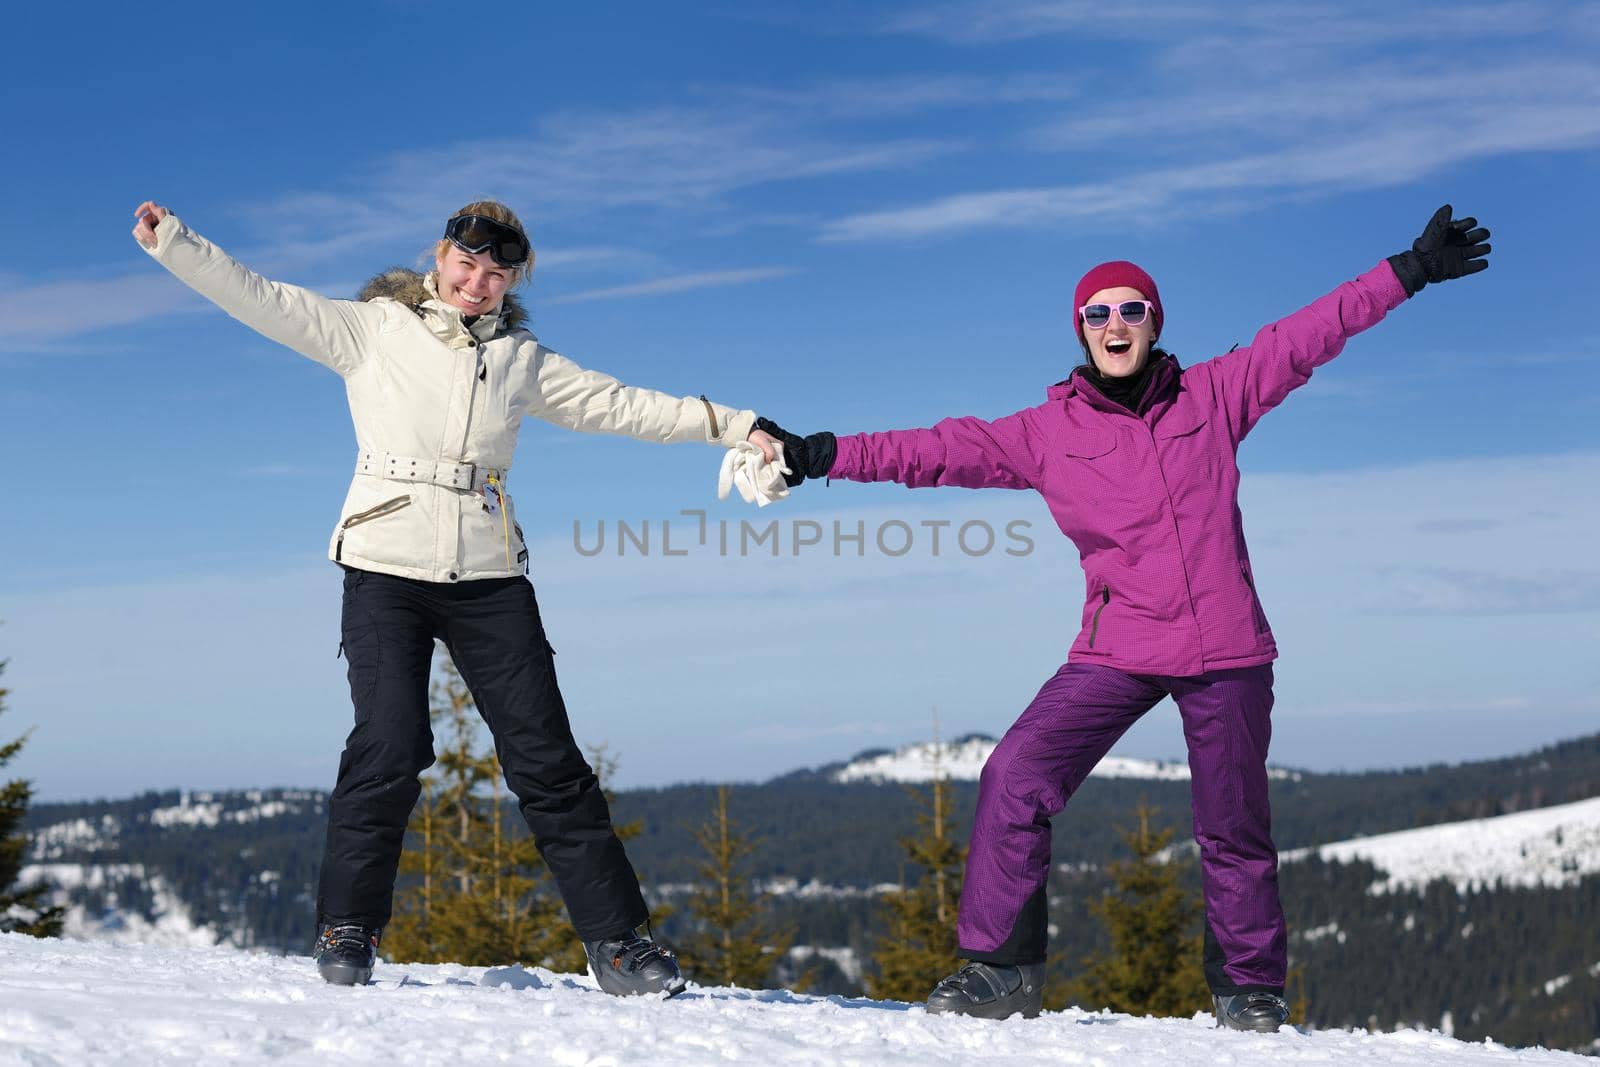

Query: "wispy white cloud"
left=536, top=246, right=656, bottom=272
left=820, top=59, right=1600, bottom=240
left=827, top=3, right=1600, bottom=241
left=884, top=0, right=1213, bottom=44
left=0, top=275, right=206, bottom=342
left=23, top=97, right=964, bottom=344
left=1377, top=566, right=1600, bottom=614
left=1239, top=452, right=1600, bottom=615
left=715, top=72, right=1084, bottom=119
left=547, top=267, right=798, bottom=306
left=885, top=0, right=1574, bottom=46
left=257, top=108, right=958, bottom=238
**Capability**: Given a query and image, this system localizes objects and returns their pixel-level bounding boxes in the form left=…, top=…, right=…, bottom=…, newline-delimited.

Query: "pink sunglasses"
left=1079, top=300, right=1154, bottom=330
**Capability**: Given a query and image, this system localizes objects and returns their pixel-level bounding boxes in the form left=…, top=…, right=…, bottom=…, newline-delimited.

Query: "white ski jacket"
left=143, top=213, right=758, bottom=582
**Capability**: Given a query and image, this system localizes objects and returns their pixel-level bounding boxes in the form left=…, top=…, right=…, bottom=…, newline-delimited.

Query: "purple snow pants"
left=957, top=662, right=1285, bottom=995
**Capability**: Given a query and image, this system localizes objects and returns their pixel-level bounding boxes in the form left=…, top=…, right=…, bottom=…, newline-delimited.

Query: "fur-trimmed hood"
left=358, top=267, right=528, bottom=332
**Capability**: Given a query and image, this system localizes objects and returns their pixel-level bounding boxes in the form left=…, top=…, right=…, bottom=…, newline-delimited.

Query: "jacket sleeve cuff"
left=714, top=407, right=757, bottom=447
left=144, top=212, right=186, bottom=261
left=1370, top=258, right=1411, bottom=309
left=827, top=434, right=860, bottom=479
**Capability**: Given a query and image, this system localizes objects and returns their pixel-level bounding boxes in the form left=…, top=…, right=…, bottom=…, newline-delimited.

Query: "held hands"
left=1388, top=204, right=1491, bottom=296
left=131, top=201, right=170, bottom=249
left=754, top=417, right=836, bottom=488
left=718, top=441, right=791, bottom=507
left=718, top=416, right=835, bottom=507
left=746, top=427, right=780, bottom=463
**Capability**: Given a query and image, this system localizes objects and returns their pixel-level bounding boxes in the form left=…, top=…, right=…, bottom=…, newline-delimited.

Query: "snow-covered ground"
left=832, top=736, right=1297, bottom=784
left=1287, top=795, right=1600, bottom=892
left=0, top=934, right=1585, bottom=1067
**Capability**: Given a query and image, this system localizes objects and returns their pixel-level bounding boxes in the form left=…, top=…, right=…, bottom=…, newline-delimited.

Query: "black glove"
left=1387, top=204, right=1491, bottom=296
left=755, top=417, right=837, bottom=487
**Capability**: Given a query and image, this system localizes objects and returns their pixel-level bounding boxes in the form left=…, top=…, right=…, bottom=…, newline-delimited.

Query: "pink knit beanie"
left=1073, top=261, right=1163, bottom=345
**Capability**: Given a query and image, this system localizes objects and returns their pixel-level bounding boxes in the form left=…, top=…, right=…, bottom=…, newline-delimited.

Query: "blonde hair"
left=433, top=199, right=535, bottom=286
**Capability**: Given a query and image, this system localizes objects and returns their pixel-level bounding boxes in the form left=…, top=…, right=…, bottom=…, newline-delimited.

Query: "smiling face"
left=1083, top=285, right=1157, bottom=378
left=434, top=245, right=514, bottom=315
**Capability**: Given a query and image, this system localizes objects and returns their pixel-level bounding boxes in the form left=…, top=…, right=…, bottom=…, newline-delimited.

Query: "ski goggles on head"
left=1079, top=300, right=1154, bottom=330
left=443, top=214, right=530, bottom=268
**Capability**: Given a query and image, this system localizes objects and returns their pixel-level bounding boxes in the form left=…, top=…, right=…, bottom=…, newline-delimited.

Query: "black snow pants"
left=315, top=567, right=649, bottom=941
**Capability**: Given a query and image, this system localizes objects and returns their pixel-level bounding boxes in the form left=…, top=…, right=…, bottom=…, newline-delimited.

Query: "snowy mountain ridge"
left=830, top=734, right=1300, bottom=784
left=0, top=933, right=1587, bottom=1066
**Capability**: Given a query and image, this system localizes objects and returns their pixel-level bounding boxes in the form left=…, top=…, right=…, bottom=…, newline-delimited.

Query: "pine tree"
left=1064, top=801, right=1208, bottom=1017
left=0, top=655, right=64, bottom=937
left=588, top=743, right=642, bottom=847
left=678, top=785, right=793, bottom=988
left=867, top=735, right=965, bottom=1002
left=385, top=654, right=573, bottom=969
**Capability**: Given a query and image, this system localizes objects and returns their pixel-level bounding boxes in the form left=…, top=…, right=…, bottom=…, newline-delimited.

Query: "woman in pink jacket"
left=759, top=206, right=1490, bottom=1028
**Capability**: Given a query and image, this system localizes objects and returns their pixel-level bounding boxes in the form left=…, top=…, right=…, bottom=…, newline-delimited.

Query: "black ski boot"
left=1213, top=992, right=1289, bottom=1033
left=926, top=961, right=1045, bottom=1019
left=583, top=934, right=687, bottom=997
left=314, top=922, right=381, bottom=986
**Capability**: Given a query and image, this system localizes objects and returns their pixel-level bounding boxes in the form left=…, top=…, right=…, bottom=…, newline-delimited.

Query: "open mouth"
left=1106, top=339, right=1133, bottom=356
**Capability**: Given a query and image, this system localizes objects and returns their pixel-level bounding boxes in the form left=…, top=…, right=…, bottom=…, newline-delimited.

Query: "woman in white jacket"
left=133, top=199, right=777, bottom=994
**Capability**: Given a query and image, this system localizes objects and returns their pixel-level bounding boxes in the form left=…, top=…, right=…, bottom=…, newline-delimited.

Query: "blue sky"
left=3, top=1, right=1598, bottom=800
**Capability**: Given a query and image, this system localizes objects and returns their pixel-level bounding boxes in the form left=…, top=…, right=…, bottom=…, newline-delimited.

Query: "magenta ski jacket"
left=828, top=261, right=1410, bottom=677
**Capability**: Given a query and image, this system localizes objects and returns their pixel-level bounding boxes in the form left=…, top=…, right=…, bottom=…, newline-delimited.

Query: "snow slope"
left=0, top=934, right=1585, bottom=1066
left=1290, top=795, right=1600, bottom=892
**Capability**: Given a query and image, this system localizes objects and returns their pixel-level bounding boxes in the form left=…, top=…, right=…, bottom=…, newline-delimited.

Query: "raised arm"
left=524, top=346, right=760, bottom=449
left=1198, top=204, right=1490, bottom=442
left=132, top=202, right=377, bottom=378
left=759, top=408, right=1047, bottom=492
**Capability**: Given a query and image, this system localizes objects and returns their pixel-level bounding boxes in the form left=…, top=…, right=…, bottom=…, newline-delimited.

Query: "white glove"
left=718, top=441, right=791, bottom=507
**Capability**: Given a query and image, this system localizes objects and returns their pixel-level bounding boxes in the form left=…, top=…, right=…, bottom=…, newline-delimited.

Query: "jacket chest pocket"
left=1058, top=429, right=1116, bottom=462
left=1051, top=427, right=1167, bottom=521
left=1154, top=405, right=1225, bottom=483
left=1049, top=428, right=1118, bottom=493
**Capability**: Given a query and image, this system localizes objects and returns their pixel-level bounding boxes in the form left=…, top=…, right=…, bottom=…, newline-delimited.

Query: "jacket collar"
left=421, top=272, right=507, bottom=345
left=356, top=267, right=530, bottom=348
left=1048, top=352, right=1180, bottom=416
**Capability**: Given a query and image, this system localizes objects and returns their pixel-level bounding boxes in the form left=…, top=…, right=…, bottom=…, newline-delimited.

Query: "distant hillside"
left=612, top=730, right=1600, bottom=887
left=19, top=732, right=1600, bottom=1050
left=28, top=732, right=1600, bottom=896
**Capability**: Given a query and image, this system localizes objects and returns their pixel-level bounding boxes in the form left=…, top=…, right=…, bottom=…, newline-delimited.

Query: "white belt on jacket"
left=355, top=451, right=506, bottom=491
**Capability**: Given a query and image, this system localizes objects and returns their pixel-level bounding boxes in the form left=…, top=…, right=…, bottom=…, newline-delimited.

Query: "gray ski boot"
left=314, top=922, right=381, bottom=986
left=1213, top=992, right=1289, bottom=1032
left=926, top=961, right=1045, bottom=1019
left=583, top=934, right=687, bottom=997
